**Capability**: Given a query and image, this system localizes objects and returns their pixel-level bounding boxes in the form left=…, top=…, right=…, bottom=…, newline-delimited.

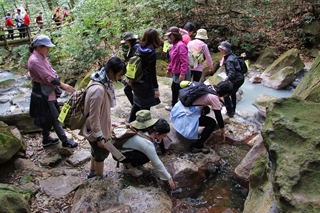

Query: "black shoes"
left=42, top=136, right=59, bottom=147
left=191, top=147, right=210, bottom=154
left=62, top=139, right=78, bottom=148
left=226, top=112, right=235, bottom=117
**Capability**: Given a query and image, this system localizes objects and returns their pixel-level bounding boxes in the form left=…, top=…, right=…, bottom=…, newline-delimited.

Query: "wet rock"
left=118, top=186, right=172, bottom=213
left=262, top=66, right=296, bottom=89
left=67, top=150, right=91, bottom=166
left=0, top=113, right=41, bottom=133
left=39, top=175, right=82, bottom=199
left=39, top=154, right=62, bottom=166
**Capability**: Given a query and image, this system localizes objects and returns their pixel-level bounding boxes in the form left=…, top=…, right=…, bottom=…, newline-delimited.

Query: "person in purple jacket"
left=28, top=35, right=78, bottom=148
left=165, top=26, right=191, bottom=111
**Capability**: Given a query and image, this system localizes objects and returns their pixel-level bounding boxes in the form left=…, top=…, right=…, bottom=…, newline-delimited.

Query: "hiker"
left=128, top=29, right=162, bottom=122
left=28, top=35, right=78, bottom=148
left=80, top=57, right=126, bottom=179
left=5, top=13, right=14, bottom=40
left=218, top=41, right=245, bottom=117
left=14, top=9, right=24, bottom=38
left=170, top=81, right=233, bottom=154
left=121, top=31, right=139, bottom=106
left=62, top=7, right=70, bottom=20
left=23, top=9, right=30, bottom=37
left=54, top=7, right=61, bottom=26
left=115, top=110, right=176, bottom=189
left=165, top=26, right=190, bottom=111
left=36, top=12, right=43, bottom=29
left=187, top=28, right=214, bottom=82
left=179, top=22, right=196, bottom=45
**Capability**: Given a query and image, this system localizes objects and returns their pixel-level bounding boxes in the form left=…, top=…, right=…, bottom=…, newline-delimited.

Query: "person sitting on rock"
left=114, top=110, right=176, bottom=190
left=170, top=81, right=233, bottom=154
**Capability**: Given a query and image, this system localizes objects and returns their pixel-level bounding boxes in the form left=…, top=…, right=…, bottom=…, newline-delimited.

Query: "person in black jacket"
left=218, top=41, right=245, bottom=117
left=121, top=31, right=139, bottom=105
left=128, top=29, right=162, bottom=122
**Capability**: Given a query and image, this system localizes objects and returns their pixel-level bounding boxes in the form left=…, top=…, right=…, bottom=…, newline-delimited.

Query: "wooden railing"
left=0, top=21, right=72, bottom=49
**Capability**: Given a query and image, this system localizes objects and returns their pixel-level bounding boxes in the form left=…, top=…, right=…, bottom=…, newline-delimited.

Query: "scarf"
left=90, top=67, right=116, bottom=107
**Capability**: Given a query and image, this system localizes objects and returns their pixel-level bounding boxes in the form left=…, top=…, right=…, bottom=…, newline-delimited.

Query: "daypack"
left=188, top=45, right=205, bottom=69
left=179, top=81, right=217, bottom=107
left=58, top=82, right=102, bottom=130
left=125, top=49, right=144, bottom=82
left=236, top=55, right=248, bottom=74
left=112, top=123, right=152, bottom=149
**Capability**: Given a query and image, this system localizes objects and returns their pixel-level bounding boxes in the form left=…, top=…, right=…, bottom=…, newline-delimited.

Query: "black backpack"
left=179, top=82, right=217, bottom=107
left=236, top=56, right=248, bottom=74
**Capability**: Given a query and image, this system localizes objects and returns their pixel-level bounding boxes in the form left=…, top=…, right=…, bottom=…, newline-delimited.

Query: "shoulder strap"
left=127, top=125, right=153, bottom=142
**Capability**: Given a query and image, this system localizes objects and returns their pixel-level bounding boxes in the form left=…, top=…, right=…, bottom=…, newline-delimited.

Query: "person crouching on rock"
left=115, top=110, right=176, bottom=190
left=170, top=81, right=233, bottom=154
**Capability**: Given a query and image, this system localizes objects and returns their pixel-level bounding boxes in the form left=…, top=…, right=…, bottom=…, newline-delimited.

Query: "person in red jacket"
left=5, top=13, right=14, bottom=40
left=23, top=9, right=31, bottom=37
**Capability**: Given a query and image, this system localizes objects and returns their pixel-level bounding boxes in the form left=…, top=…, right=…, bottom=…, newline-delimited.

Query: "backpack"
left=58, top=82, right=101, bottom=130
left=125, top=49, right=144, bottom=82
left=112, top=123, right=152, bottom=149
left=236, top=55, right=248, bottom=74
left=179, top=81, right=217, bottom=107
left=52, top=13, right=56, bottom=21
left=188, top=45, right=205, bottom=69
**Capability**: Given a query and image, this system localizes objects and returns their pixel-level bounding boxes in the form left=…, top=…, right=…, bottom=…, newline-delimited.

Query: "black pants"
left=41, top=101, right=68, bottom=143
left=171, top=81, right=181, bottom=107
left=224, top=79, right=245, bottom=115
left=191, top=70, right=202, bottom=82
left=192, top=115, right=217, bottom=149
left=128, top=104, right=150, bottom=122
left=119, top=150, right=149, bottom=167
left=124, top=84, right=133, bottom=106
left=7, top=28, right=14, bottom=40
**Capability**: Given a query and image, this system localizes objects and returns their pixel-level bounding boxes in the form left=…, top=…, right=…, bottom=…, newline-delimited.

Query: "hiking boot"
left=165, top=106, right=172, bottom=111
left=42, top=136, right=59, bottom=147
left=62, top=139, right=78, bottom=148
left=124, top=166, right=143, bottom=177
left=191, top=147, right=210, bottom=154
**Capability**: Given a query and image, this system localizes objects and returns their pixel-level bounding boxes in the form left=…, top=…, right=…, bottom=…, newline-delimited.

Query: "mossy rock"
left=0, top=183, right=32, bottom=213
left=292, top=52, right=320, bottom=103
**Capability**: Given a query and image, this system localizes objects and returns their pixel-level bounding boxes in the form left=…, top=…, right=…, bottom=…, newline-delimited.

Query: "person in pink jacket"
left=187, top=29, right=214, bottom=82
left=165, top=26, right=190, bottom=111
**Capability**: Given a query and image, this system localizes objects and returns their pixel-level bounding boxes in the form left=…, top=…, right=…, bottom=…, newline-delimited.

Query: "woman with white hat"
left=187, top=28, right=214, bottom=82
left=28, top=35, right=78, bottom=148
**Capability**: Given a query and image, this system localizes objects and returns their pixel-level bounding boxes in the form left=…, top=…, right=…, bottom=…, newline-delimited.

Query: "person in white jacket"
left=117, top=110, right=176, bottom=190
left=187, top=29, right=214, bottom=82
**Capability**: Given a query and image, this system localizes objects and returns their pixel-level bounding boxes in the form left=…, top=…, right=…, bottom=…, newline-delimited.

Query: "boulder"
left=0, top=121, right=22, bottom=164
left=252, top=94, right=279, bottom=117
left=292, top=52, right=320, bottom=103
left=262, top=48, right=305, bottom=78
left=254, top=48, right=277, bottom=70
left=245, top=97, right=320, bottom=212
left=0, top=113, right=41, bottom=134
left=0, top=183, right=32, bottom=213
left=262, top=66, right=296, bottom=89
left=234, top=133, right=267, bottom=181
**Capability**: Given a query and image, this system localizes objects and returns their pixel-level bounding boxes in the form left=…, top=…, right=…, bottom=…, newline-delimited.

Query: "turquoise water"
left=237, top=79, right=292, bottom=113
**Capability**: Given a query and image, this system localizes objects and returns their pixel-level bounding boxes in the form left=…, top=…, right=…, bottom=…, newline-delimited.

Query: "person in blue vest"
left=121, top=31, right=139, bottom=106
left=170, top=81, right=233, bottom=154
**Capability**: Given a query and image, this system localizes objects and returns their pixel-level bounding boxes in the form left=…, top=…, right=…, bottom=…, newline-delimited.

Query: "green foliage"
left=0, top=132, right=18, bottom=146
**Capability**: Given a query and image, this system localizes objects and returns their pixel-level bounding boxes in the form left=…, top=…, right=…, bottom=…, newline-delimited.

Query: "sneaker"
left=191, top=147, right=210, bottom=154
left=62, top=139, right=78, bottom=148
left=165, top=106, right=172, bottom=111
left=87, top=171, right=107, bottom=179
left=124, top=166, right=143, bottom=177
left=42, top=136, right=59, bottom=147
left=226, top=112, right=234, bottom=117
